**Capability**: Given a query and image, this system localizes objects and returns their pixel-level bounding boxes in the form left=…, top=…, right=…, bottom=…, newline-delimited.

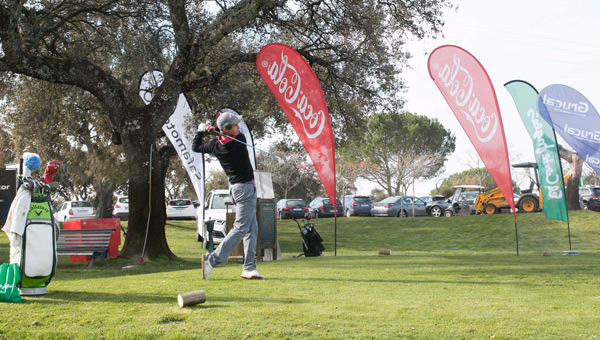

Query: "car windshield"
left=287, top=200, right=306, bottom=207
left=118, top=197, right=129, bottom=203
left=381, top=196, right=400, bottom=203
left=464, top=193, right=479, bottom=200
left=171, top=200, right=191, bottom=206
left=323, top=199, right=342, bottom=205
left=211, top=194, right=230, bottom=209
left=354, top=196, right=371, bottom=202
left=72, top=201, right=93, bottom=208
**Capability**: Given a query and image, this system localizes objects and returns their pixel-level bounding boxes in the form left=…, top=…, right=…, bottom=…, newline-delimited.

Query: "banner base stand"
left=562, top=250, right=579, bottom=256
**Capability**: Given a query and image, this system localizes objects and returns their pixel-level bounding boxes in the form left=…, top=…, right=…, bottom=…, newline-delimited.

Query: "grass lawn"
left=1, top=211, right=600, bottom=339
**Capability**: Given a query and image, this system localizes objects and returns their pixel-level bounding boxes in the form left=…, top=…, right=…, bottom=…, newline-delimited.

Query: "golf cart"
left=444, top=185, right=486, bottom=217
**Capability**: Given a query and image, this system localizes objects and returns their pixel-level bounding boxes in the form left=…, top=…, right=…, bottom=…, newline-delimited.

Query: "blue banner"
left=537, top=84, right=600, bottom=175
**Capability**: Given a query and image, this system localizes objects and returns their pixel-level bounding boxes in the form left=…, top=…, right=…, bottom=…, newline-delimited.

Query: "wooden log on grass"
left=379, top=249, right=391, bottom=256
left=177, top=290, right=206, bottom=307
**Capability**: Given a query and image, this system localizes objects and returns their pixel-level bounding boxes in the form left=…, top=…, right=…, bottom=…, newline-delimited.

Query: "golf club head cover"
left=23, top=152, right=41, bottom=177
left=42, top=160, right=60, bottom=184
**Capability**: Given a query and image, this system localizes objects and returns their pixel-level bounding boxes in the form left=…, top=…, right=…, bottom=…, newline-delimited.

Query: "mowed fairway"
left=1, top=211, right=600, bottom=339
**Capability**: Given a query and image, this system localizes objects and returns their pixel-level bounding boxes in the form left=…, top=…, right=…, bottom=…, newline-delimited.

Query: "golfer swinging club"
left=192, top=108, right=264, bottom=280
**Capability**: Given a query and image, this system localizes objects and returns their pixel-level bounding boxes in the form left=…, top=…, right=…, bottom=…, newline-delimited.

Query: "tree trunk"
left=119, top=129, right=174, bottom=260
left=565, top=153, right=584, bottom=210
left=94, top=181, right=116, bottom=218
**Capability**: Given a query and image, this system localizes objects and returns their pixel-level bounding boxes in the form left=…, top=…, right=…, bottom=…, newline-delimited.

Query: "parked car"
left=343, top=195, right=373, bottom=217
left=426, top=196, right=453, bottom=217
left=166, top=198, right=196, bottom=220
left=585, top=198, right=600, bottom=211
left=276, top=199, right=309, bottom=219
left=54, top=200, right=97, bottom=222
left=308, top=197, right=343, bottom=218
left=420, top=195, right=446, bottom=203
left=196, top=189, right=231, bottom=249
left=112, top=196, right=129, bottom=220
left=579, top=186, right=600, bottom=210
left=371, top=196, right=427, bottom=217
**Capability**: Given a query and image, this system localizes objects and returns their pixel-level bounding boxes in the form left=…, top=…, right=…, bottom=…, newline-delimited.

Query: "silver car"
left=371, top=196, right=427, bottom=217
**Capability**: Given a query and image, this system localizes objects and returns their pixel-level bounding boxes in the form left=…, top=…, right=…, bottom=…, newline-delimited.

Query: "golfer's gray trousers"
left=208, top=181, right=258, bottom=271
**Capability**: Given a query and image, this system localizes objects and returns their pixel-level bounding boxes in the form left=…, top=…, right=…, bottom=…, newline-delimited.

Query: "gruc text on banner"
left=537, top=84, right=600, bottom=176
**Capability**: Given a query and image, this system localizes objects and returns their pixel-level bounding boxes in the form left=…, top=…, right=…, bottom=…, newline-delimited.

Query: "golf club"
left=212, top=128, right=285, bottom=166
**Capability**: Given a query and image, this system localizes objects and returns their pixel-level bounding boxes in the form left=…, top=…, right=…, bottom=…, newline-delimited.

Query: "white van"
left=196, top=189, right=231, bottom=249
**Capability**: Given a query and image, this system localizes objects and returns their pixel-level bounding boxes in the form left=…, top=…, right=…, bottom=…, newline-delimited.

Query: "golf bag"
left=293, top=216, right=324, bottom=257
left=18, top=185, right=58, bottom=295
left=2, top=155, right=60, bottom=296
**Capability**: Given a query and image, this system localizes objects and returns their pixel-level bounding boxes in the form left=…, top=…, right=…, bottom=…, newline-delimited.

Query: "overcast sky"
left=356, top=0, right=600, bottom=196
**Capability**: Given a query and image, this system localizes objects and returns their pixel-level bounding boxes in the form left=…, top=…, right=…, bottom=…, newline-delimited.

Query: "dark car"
left=276, top=199, right=309, bottom=219
left=343, top=195, right=373, bottom=217
left=579, top=197, right=600, bottom=211
left=425, top=196, right=453, bottom=217
left=308, top=197, right=343, bottom=218
left=371, top=196, right=427, bottom=217
left=579, top=187, right=600, bottom=210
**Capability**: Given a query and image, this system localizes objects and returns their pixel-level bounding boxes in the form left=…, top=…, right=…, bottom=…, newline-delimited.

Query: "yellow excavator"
left=474, top=162, right=543, bottom=214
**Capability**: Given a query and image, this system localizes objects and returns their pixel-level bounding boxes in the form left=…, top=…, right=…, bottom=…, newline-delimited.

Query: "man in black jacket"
left=192, top=108, right=263, bottom=280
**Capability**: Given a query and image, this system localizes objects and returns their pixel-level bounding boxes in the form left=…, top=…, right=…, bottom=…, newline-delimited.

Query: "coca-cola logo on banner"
left=260, top=51, right=326, bottom=139
left=428, top=45, right=516, bottom=218
left=431, top=53, right=498, bottom=143
left=257, top=43, right=337, bottom=212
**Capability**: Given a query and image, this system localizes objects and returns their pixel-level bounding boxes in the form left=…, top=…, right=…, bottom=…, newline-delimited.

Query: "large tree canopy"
left=2, top=77, right=126, bottom=216
left=0, top=0, right=452, bottom=259
left=350, top=111, right=455, bottom=196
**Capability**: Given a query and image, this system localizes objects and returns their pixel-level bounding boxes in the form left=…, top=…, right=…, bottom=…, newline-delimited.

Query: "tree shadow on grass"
left=264, top=276, right=540, bottom=287
left=52, top=262, right=202, bottom=282
left=26, top=290, right=225, bottom=308
left=30, top=290, right=299, bottom=307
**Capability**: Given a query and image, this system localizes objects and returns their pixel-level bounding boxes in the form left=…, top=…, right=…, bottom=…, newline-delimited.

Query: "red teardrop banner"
left=257, top=43, right=337, bottom=213
left=428, top=45, right=516, bottom=220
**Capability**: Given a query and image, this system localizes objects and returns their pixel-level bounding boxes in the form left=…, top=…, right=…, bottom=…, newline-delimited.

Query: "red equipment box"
left=62, top=218, right=121, bottom=263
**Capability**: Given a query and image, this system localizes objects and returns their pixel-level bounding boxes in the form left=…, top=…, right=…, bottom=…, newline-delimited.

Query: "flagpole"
left=514, top=220, right=519, bottom=256
left=567, top=222, right=572, bottom=251
left=551, top=129, right=578, bottom=255
left=334, top=214, right=337, bottom=256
